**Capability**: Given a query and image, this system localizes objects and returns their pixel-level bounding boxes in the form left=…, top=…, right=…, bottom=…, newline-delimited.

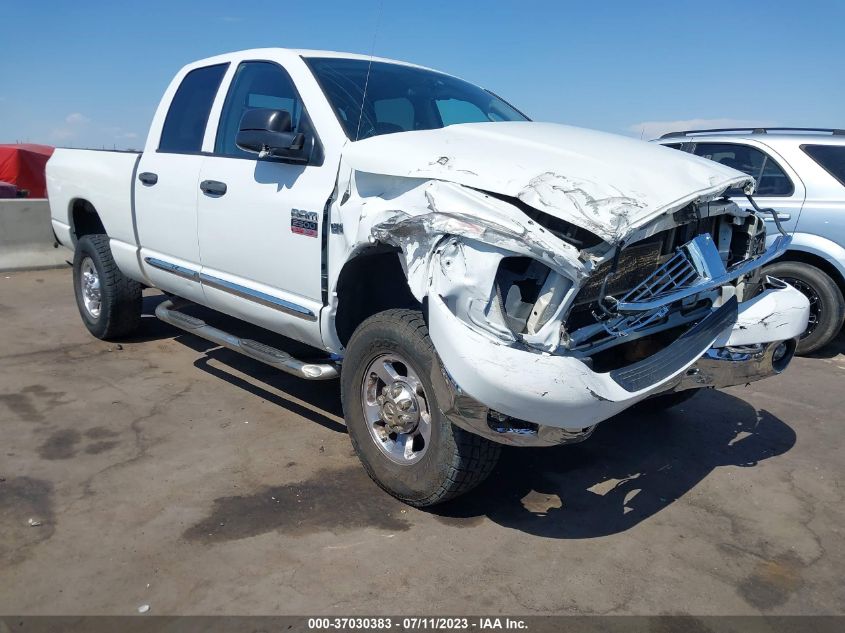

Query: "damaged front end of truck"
left=329, top=123, right=810, bottom=447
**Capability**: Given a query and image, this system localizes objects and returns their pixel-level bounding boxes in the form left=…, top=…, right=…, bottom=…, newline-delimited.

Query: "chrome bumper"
left=434, top=337, right=797, bottom=448
left=660, top=338, right=797, bottom=394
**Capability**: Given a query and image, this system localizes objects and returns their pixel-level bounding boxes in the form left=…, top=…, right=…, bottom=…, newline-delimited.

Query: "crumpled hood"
left=343, top=121, right=753, bottom=243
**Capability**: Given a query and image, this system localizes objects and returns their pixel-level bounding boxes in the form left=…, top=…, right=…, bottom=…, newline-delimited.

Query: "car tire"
left=634, top=389, right=701, bottom=413
left=72, top=234, right=142, bottom=340
left=764, top=261, right=845, bottom=355
left=341, top=309, right=501, bottom=507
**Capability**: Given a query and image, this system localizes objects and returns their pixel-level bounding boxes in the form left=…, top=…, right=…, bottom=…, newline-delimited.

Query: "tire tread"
left=74, top=234, right=142, bottom=340
left=343, top=309, right=500, bottom=507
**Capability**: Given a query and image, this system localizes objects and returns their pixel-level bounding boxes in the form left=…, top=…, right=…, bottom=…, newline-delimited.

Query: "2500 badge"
left=291, top=208, right=319, bottom=237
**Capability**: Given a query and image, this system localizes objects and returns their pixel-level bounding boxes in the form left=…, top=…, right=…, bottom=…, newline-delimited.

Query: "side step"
left=154, top=299, right=339, bottom=380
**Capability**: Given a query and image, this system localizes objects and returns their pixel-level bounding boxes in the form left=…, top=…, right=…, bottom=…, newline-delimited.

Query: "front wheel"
left=341, top=309, right=501, bottom=507
left=764, top=261, right=845, bottom=355
left=72, top=234, right=142, bottom=340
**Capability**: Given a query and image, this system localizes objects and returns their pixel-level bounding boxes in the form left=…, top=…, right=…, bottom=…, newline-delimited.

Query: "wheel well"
left=335, top=249, right=421, bottom=346
left=774, top=250, right=845, bottom=295
left=70, top=199, right=106, bottom=243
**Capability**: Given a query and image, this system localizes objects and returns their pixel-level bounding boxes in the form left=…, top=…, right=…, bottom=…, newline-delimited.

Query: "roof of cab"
left=183, top=47, right=437, bottom=73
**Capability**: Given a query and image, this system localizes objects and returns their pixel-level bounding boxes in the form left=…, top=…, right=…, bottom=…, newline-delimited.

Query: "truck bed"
left=46, top=148, right=142, bottom=254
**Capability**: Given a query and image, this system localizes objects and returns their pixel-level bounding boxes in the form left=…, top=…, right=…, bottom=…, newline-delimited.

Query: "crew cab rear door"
left=196, top=59, right=338, bottom=348
left=135, top=62, right=229, bottom=304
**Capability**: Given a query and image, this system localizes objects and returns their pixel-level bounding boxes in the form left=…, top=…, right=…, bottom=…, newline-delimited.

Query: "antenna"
left=354, top=0, right=383, bottom=141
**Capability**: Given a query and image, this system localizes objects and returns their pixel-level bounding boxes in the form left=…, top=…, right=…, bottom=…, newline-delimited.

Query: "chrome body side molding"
left=144, top=256, right=200, bottom=282
left=143, top=257, right=317, bottom=321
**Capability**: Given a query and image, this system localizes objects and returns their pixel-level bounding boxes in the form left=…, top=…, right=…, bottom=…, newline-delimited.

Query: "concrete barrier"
left=0, top=199, right=70, bottom=271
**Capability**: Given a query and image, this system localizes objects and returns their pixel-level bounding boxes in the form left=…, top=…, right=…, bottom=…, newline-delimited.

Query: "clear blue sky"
left=1, top=0, right=842, bottom=149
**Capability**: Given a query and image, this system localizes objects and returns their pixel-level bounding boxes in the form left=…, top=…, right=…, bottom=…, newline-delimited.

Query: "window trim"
left=691, top=141, right=795, bottom=197
left=800, top=143, right=845, bottom=188
left=157, top=63, right=229, bottom=154
left=209, top=59, right=324, bottom=166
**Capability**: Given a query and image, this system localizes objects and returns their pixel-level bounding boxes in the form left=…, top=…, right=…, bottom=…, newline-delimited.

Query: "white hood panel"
left=343, top=122, right=753, bottom=243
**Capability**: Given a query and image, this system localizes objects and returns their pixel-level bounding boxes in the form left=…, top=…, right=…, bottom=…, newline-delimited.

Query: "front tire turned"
left=72, top=234, right=142, bottom=340
left=341, top=309, right=501, bottom=507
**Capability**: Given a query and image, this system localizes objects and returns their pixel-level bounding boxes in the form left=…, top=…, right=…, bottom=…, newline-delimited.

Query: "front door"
left=197, top=60, right=337, bottom=348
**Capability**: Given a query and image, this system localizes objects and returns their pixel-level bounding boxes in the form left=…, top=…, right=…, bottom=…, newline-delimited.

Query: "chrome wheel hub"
left=362, top=353, right=431, bottom=464
left=79, top=257, right=101, bottom=319
left=377, top=382, right=420, bottom=433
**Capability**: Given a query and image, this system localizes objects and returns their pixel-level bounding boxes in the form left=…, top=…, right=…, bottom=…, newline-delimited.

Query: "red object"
left=0, top=144, right=54, bottom=198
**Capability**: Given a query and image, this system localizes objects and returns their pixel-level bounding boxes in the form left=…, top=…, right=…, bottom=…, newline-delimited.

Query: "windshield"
left=304, top=57, right=529, bottom=141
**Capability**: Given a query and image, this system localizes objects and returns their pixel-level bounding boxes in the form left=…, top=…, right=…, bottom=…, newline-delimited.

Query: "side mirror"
left=235, top=108, right=308, bottom=162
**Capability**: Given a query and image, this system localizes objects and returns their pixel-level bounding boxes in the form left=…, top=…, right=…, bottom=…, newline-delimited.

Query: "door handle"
left=200, top=180, right=227, bottom=196
left=138, top=172, right=158, bottom=186
left=763, top=212, right=791, bottom=222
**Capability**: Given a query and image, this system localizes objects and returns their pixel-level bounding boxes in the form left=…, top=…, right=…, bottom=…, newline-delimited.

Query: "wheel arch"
left=333, top=246, right=422, bottom=347
left=68, top=198, right=106, bottom=246
left=773, top=241, right=845, bottom=297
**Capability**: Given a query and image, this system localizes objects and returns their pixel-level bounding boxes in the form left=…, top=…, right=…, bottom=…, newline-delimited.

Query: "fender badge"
left=291, top=208, right=318, bottom=237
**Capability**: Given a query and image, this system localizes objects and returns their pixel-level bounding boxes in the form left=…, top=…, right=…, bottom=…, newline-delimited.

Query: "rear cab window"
left=802, top=144, right=845, bottom=187
left=693, top=142, right=794, bottom=196
left=159, top=63, right=228, bottom=153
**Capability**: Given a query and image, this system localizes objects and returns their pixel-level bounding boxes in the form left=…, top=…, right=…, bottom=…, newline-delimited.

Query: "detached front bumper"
left=428, top=281, right=809, bottom=447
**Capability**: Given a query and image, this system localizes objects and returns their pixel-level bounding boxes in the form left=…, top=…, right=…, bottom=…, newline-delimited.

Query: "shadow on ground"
left=432, top=390, right=795, bottom=538
left=140, top=294, right=797, bottom=540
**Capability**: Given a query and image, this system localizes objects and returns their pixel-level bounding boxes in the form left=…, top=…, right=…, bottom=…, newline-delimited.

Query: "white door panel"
left=198, top=157, right=328, bottom=299
left=135, top=152, right=205, bottom=303
left=197, top=156, right=333, bottom=347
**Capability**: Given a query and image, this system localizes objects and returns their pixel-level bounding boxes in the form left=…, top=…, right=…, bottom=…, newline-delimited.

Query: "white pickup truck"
left=47, top=48, right=809, bottom=506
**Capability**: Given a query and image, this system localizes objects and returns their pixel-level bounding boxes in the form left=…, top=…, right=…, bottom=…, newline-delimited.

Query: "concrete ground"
left=1, top=267, right=843, bottom=616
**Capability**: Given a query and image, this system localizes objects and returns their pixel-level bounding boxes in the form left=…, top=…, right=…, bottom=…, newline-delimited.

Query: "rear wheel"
left=764, top=261, right=844, bottom=355
left=341, top=309, right=501, bottom=507
left=72, top=234, right=142, bottom=340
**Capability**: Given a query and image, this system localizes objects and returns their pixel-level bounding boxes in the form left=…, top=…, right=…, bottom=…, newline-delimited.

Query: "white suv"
left=656, top=128, right=845, bottom=354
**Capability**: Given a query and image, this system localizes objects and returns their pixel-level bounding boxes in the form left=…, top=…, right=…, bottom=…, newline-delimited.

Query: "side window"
left=662, top=143, right=683, bottom=150
left=693, top=142, right=794, bottom=196
left=159, top=64, right=228, bottom=153
left=215, top=61, right=305, bottom=157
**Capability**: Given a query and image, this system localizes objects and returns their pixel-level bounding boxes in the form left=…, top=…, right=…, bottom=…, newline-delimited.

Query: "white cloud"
left=51, top=112, right=92, bottom=141
left=627, top=118, right=772, bottom=141
left=65, top=112, right=91, bottom=125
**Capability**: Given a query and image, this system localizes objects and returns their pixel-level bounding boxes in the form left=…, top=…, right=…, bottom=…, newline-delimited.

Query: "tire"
left=764, top=261, right=845, bottom=355
left=72, top=234, right=142, bottom=340
left=341, top=309, right=501, bottom=507
left=634, top=389, right=701, bottom=413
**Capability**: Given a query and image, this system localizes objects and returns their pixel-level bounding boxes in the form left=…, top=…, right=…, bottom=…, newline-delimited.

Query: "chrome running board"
left=154, top=299, right=339, bottom=380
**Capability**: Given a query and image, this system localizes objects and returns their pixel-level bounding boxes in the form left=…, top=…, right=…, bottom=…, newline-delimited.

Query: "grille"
left=620, top=248, right=700, bottom=303
left=574, top=241, right=664, bottom=306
